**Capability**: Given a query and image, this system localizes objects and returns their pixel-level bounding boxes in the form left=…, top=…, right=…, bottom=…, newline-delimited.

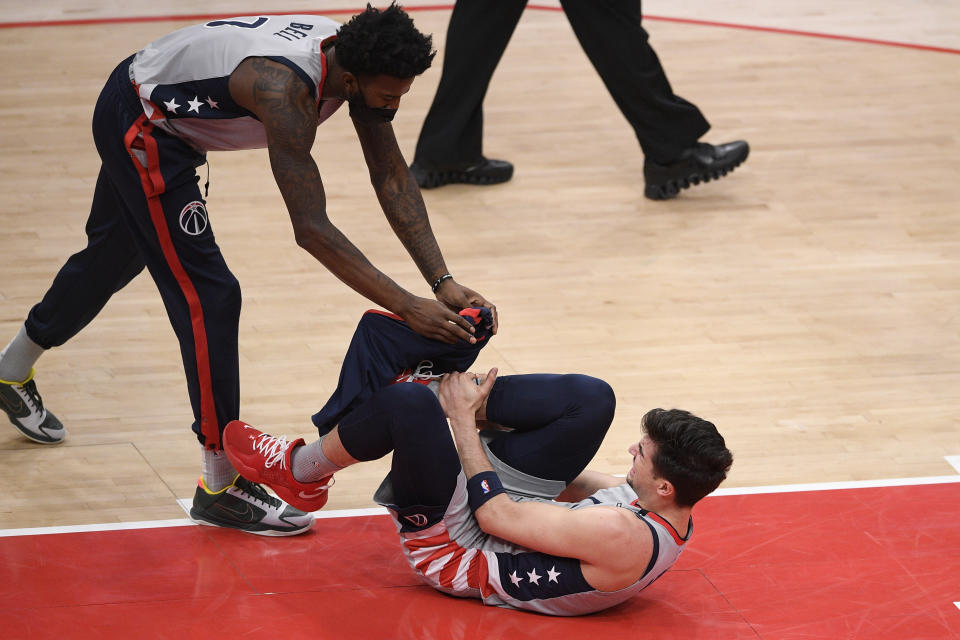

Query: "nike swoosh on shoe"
left=214, top=503, right=258, bottom=523
left=0, top=392, right=27, bottom=416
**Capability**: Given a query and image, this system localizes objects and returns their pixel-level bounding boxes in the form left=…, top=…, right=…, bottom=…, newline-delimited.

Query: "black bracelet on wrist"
left=431, top=273, right=453, bottom=293
left=466, top=471, right=506, bottom=513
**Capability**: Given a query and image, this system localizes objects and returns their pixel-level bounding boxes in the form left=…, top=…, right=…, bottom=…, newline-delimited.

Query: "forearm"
left=356, top=120, right=450, bottom=285
left=441, top=372, right=515, bottom=532
left=472, top=484, right=616, bottom=562
left=448, top=413, right=494, bottom=478
left=376, top=170, right=449, bottom=284
left=296, top=218, right=412, bottom=315
left=453, top=436, right=516, bottom=541
left=448, top=410, right=532, bottom=540
left=268, top=146, right=413, bottom=315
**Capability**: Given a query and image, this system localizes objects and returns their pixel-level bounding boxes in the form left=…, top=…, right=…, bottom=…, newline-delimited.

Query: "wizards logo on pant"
left=179, top=201, right=208, bottom=236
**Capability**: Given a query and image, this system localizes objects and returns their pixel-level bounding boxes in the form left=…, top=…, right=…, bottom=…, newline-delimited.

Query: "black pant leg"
left=131, top=165, right=241, bottom=451
left=559, top=0, right=710, bottom=162
left=413, top=0, right=528, bottom=167
left=24, top=167, right=146, bottom=349
left=338, top=384, right=461, bottom=508
left=86, top=59, right=240, bottom=449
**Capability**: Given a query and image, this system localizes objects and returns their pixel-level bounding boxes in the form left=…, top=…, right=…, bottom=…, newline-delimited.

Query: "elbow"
left=293, top=228, right=314, bottom=250
left=292, top=219, right=329, bottom=252
left=475, top=508, right=495, bottom=533
left=474, top=499, right=510, bottom=538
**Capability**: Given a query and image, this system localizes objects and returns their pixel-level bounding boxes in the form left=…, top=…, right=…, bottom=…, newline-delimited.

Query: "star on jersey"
left=509, top=571, right=522, bottom=587
left=547, top=566, right=561, bottom=583
left=526, top=569, right=542, bottom=586
left=187, top=96, right=203, bottom=113
left=205, top=96, right=220, bottom=109
left=163, top=98, right=181, bottom=113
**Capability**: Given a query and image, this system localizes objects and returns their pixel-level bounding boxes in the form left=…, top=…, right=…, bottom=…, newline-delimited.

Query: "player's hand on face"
left=438, top=368, right=498, bottom=423
left=435, top=279, right=498, bottom=335
left=402, top=296, right=477, bottom=344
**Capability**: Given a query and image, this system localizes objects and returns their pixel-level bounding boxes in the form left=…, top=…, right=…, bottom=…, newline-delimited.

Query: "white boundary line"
left=1, top=458, right=957, bottom=538
left=711, top=474, right=960, bottom=496
left=0, top=518, right=195, bottom=537
left=945, top=456, right=960, bottom=474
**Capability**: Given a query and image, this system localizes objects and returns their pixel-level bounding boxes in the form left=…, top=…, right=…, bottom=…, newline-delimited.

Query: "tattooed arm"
left=354, top=117, right=498, bottom=333
left=228, top=58, right=474, bottom=343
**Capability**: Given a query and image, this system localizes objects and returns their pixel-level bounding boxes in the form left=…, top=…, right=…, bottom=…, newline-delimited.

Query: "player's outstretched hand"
left=439, top=368, right=498, bottom=425
left=434, top=279, right=498, bottom=335
left=402, top=296, right=477, bottom=344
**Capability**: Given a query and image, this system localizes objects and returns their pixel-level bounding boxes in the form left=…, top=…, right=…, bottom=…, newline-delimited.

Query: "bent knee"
left=564, top=374, right=616, bottom=429
left=380, top=383, right=444, bottom=418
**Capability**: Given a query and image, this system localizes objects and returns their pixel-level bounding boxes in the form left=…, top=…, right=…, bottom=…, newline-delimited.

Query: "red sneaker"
left=222, top=420, right=334, bottom=513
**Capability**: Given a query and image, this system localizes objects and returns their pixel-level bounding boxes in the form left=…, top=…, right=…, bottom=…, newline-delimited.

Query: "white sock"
left=291, top=435, right=343, bottom=482
left=0, top=325, right=45, bottom=383
left=201, top=448, right=237, bottom=492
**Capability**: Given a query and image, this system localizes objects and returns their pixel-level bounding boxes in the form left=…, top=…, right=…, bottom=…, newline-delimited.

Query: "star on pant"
left=163, top=98, right=180, bottom=113
left=526, top=569, right=541, bottom=586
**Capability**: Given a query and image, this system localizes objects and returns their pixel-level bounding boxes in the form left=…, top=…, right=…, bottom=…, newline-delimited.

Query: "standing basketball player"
left=0, top=6, right=495, bottom=535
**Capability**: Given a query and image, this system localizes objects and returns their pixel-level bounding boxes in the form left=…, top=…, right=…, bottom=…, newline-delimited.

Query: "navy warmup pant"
left=24, top=56, right=240, bottom=449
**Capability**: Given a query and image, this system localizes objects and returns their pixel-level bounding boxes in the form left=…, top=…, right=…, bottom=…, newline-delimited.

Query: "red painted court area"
left=2, top=481, right=958, bottom=639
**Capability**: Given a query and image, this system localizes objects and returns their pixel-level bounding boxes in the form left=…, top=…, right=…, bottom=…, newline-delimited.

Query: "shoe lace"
left=234, top=476, right=282, bottom=509
left=410, top=360, right=438, bottom=381
left=252, top=432, right=290, bottom=470
left=20, top=380, right=44, bottom=413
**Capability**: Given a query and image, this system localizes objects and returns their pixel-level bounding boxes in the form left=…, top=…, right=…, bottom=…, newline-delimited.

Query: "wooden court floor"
left=0, top=2, right=958, bottom=638
left=1, top=1, right=957, bottom=524
left=0, top=0, right=958, bottom=604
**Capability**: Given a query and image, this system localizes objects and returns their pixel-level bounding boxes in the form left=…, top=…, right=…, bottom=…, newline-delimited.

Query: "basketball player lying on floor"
left=223, top=314, right=733, bottom=616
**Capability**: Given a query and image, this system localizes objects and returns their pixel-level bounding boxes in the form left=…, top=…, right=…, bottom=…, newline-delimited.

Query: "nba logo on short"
left=179, top=201, right=208, bottom=236
left=481, top=479, right=491, bottom=494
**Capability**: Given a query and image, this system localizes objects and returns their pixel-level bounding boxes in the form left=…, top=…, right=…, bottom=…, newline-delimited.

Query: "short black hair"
left=643, top=408, right=733, bottom=507
left=335, top=3, right=435, bottom=78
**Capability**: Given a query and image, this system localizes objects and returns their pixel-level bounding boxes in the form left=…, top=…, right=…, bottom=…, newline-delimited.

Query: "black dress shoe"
left=409, top=157, right=514, bottom=189
left=643, top=140, right=749, bottom=200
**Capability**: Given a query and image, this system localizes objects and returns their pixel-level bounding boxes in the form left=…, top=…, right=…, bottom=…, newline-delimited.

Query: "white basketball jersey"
left=129, top=15, right=344, bottom=151
left=383, top=476, right=692, bottom=616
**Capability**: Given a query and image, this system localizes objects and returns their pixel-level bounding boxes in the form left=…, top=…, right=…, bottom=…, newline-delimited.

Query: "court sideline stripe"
left=641, top=13, right=960, bottom=55
left=0, top=5, right=957, bottom=56
left=1, top=466, right=957, bottom=538
left=945, top=455, right=960, bottom=474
